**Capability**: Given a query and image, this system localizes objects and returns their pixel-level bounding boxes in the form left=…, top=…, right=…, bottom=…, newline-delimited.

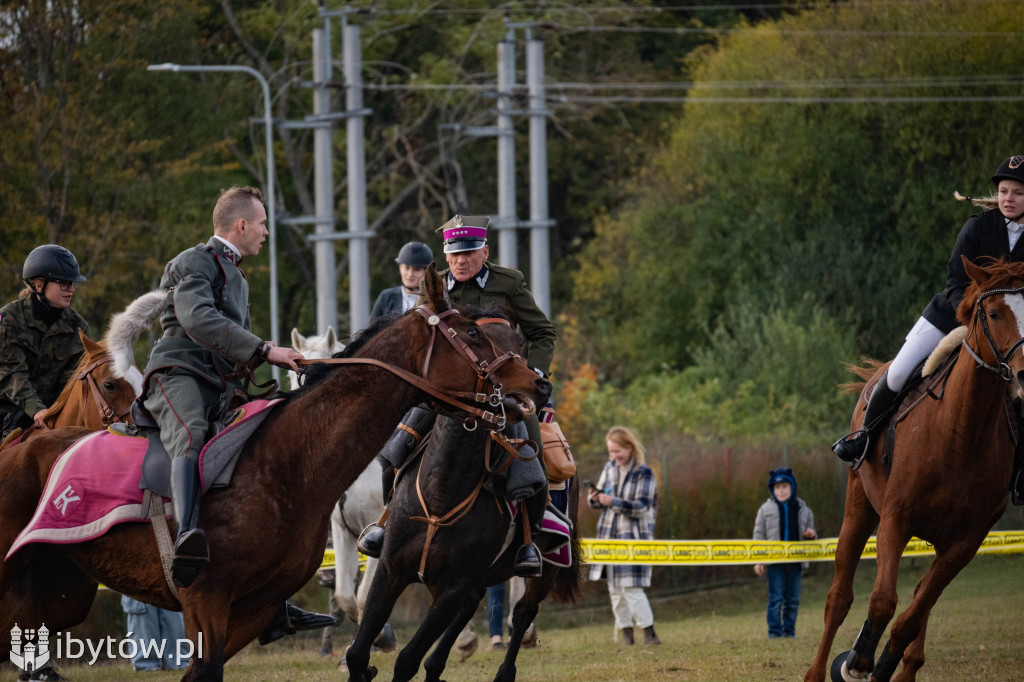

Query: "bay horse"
left=0, top=265, right=551, bottom=682
left=0, top=330, right=139, bottom=449
left=345, top=311, right=582, bottom=682
left=805, top=256, right=1024, bottom=682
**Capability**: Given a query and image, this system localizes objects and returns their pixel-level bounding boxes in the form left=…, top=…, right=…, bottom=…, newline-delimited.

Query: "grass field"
left=5, top=554, right=1023, bottom=681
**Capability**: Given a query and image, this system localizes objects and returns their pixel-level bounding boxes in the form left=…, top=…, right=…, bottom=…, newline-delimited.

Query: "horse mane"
left=45, top=341, right=108, bottom=420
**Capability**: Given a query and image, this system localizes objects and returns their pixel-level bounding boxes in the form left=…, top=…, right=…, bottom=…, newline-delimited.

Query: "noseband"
left=297, top=304, right=523, bottom=429
left=77, top=356, right=133, bottom=425
left=963, top=285, right=1024, bottom=381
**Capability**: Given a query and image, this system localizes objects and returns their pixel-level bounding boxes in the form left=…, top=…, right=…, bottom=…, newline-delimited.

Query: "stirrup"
left=832, top=429, right=869, bottom=464
left=357, top=523, right=385, bottom=558
left=514, top=543, right=543, bottom=578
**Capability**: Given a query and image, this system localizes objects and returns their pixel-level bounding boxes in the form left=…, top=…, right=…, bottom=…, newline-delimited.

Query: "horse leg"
left=392, top=585, right=479, bottom=682
left=346, top=563, right=407, bottom=682
left=422, top=585, right=486, bottom=682
left=873, top=537, right=983, bottom=682
left=178, top=591, right=231, bottom=682
left=805, top=473, right=879, bottom=682
left=333, top=511, right=361, bottom=623
left=494, top=575, right=550, bottom=682
left=892, top=604, right=929, bottom=682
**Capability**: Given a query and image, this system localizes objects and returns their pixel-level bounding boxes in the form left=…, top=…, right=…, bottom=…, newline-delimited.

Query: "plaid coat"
left=587, top=460, right=658, bottom=587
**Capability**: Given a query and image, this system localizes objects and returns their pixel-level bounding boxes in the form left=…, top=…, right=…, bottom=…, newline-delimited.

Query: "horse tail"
left=839, top=357, right=885, bottom=395
left=550, top=477, right=584, bottom=604
left=106, top=289, right=170, bottom=381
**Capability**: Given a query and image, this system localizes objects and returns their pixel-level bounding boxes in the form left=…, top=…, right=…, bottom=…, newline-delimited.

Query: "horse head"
left=289, top=326, right=344, bottom=390
left=43, top=330, right=139, bottom=430
left=958, top=256, right=1024, bottom=392
left=362, top=263, right=551, bottom=426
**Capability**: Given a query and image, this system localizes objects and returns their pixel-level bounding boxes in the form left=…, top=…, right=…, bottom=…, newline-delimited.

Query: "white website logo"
left=10, top=623, right=51, bottom=674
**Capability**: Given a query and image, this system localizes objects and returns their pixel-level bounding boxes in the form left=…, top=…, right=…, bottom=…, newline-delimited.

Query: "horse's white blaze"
left=1005, top=292, right=1024, bottom=352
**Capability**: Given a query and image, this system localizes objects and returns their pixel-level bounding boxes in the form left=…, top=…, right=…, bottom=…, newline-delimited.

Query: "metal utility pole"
left=344, top=23, right=370, bottom=333
left=496, top=31, right=518, bottom=269
left=312, top=28, right=337, bottom=335
left=527, top=39, right=551, bottom=316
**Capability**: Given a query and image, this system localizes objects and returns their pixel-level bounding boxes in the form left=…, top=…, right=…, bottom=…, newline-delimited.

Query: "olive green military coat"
left=438, top=263, right=556, bottom=376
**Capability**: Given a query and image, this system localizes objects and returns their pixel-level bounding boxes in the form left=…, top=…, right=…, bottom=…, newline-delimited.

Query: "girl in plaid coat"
left=587, top=425, right=661, bottom=646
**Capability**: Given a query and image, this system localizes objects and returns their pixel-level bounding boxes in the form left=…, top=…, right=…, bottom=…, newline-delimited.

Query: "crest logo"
left=10, top=623, right=51, bottom=674
left=52, top=483, right=81, bottom=516
left=1010, top=156, right=1024, bottom=170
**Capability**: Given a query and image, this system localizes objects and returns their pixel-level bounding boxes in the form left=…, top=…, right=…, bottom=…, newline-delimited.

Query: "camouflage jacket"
left=438, top=263, right=557, bottom=376
left=142, top=238, right=263, bottom=396
left=0, top=294, right=89, bottom=420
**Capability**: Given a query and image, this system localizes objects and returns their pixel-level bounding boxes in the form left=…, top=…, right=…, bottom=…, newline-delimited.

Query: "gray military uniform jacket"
left=142, top=238, right=263, bottom=396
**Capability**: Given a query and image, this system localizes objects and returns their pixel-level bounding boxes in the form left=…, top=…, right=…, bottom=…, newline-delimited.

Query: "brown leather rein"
left=295, top=306, right=523, bottom=430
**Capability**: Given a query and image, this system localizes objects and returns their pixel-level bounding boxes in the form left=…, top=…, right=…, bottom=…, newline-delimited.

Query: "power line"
left=547, top=23, right=1024, bottom=37
left=553, top=94, right=1024, bottom=105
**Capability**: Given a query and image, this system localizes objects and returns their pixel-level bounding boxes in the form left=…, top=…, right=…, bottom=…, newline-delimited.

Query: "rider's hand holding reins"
left=264, top=343, right=304, bottom=373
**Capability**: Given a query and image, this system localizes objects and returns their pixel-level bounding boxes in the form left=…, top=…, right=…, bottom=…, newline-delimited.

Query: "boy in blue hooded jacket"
left=752, top=467, right=816, bottom=638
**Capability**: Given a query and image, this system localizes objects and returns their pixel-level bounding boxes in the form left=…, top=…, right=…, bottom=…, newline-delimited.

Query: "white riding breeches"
left=886, top=317, right=947, bottom=391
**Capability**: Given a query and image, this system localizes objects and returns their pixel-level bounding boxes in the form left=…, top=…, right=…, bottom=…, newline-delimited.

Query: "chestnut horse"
left=0, top=265, right=551, bottom=682
left=0, top=330, right=139, bottom=449
left=806, top=257, right=1024, bottom=682
left=346, top=311, right=582, bottom=682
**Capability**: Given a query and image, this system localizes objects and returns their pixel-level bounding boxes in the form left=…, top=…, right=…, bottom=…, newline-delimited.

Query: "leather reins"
left=963, top=285, right=1024, bottom=381
left=77, top=356, right=132, bottom=426
left=295, top=305, right=522, bottom=430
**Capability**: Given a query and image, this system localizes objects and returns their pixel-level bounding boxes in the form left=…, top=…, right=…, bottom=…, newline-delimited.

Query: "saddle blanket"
left=6, top=399, right=281, bottom=559
left=503, top=503, right=572, bottom=568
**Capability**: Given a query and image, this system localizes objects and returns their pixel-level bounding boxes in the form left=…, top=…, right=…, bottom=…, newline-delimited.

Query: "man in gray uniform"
left=141, top=186, right=333, bottom=638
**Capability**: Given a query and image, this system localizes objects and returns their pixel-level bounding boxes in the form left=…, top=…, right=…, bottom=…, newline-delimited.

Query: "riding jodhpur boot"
left=170, top=456, right=208, bottom=588
left=620, top=627, right=635, bottom=646
left=513, top=487, right=548, bottom=578
left=258, top=601, right=338, bottom=645
left=357, top=406, right=437, bottom=558
left=643, top=625, right=662, bottom=645
left=832, top=372, right=899, bottom=463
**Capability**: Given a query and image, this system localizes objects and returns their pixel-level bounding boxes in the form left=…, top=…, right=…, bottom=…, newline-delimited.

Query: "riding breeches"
left=886, top=316, right=947, bottom=391
left=143, top=369, right=222, bottom=461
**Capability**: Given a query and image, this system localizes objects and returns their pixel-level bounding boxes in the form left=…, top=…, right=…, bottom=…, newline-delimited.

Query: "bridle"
left=963, top=285, right=1024, bottom=381
left=296, top=304, right=524, bottom=430
left=77, top=355, right=133, bottom=426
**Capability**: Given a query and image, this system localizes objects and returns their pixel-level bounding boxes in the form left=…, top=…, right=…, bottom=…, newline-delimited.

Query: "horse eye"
left=466, top=327, right=480, bottom=338
left=103, top=381, right=118, bottom=391
left=989, top=310, right=1000, bottom=320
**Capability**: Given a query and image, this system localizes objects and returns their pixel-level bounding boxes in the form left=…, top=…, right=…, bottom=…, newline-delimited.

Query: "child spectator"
left=752, top=467, right=816, bottom=639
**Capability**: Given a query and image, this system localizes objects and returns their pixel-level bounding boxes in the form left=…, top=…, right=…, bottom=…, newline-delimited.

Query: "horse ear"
left=962, top=255, right=988, bottom=286
left=78, top=329, right=99, bottom=353
left=325, top=326, right=337, bottom=350
left=422, top=262, right=449, bottom=311
left=291, top=328, right=304, bottom=350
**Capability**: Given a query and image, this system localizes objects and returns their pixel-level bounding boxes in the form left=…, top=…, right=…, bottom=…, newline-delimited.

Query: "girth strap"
left=410, top=456, right=484, bottom=582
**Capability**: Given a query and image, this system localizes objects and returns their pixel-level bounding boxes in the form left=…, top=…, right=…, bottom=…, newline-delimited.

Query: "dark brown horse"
left=0, top=265, right=551, bottom=682
left=806, top=257, right=1024, bottom=682
left=345, top=312, right=582, bottom=682
left=0, top=330, right=138, bottom=450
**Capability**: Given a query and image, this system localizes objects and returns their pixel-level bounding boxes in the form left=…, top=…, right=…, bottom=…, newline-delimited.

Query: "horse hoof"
left=831, top=650, right=870, bottom=682
left=364, top=665, right=378, bottom=681
left=373, top=622, right=397, bottom=652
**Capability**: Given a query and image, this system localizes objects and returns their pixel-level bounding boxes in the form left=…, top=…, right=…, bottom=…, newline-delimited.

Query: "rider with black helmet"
left=833, top=156, right=1024, bottom=483
left=369, top=241, right=434, bottom=321
left=0, top=244, right=89, bottom=440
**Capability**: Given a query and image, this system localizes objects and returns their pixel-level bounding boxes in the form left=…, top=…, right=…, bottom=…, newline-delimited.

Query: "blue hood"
left=767, top=467, right=797, bottom=501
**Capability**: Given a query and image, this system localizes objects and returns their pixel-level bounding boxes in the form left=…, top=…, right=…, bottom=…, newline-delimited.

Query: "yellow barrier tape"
left=578, top=530, right=1024, bottom=566
left=313, top=531, right=1024, bottom=571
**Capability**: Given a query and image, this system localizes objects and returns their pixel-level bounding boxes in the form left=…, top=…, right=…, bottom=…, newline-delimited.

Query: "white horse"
left=289, top=328, right=389, bottom=631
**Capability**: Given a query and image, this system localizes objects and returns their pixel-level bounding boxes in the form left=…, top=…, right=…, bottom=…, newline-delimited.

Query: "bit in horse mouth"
left=504, top=394, right=536, bottom=417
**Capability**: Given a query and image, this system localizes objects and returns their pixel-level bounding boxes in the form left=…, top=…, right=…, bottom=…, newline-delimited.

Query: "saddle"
left=860, top=347, right=1020, bottom=472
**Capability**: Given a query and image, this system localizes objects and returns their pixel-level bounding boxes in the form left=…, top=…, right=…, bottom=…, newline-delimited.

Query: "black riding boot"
left=357, top=407, right=436, bottom=558
left=170, top=456, right=208, bottom=588
left=514, top=487, right=547, bottom=578
left=832, top=373, right=899, bottom=463
left=258, top=601, right=338, bottom=646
